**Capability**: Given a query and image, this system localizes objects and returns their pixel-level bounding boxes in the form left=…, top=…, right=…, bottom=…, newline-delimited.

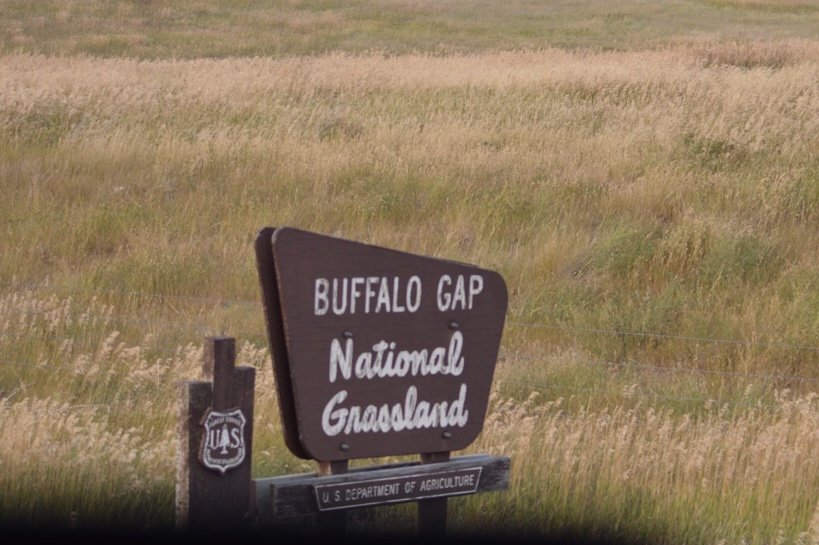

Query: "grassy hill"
left=2, top=1, right=819, bottom=543
left=2, top=0, right=819, bottom=58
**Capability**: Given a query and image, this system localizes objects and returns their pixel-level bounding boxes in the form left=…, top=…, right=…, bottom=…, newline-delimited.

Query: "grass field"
left=2, top=1, right=819, bottom=543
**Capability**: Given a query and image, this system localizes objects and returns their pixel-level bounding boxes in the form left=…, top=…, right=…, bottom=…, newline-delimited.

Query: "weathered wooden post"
left=176, top=337, right=255, bottom=531
left=316, top=459, right=349, bottom=534
left=418, top=451, right=451, bottom=536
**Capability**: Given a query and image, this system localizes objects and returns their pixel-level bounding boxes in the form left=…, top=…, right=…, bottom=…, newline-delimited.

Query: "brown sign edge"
left=254, top=227, right=310, bottom=459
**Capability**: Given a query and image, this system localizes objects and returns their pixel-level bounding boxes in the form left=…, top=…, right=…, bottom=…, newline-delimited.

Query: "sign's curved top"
left=256, top=227, right=508, bottom=461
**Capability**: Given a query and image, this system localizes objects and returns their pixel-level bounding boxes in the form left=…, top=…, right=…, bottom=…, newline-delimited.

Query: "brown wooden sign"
left=256, top=227, right=507, bottom=462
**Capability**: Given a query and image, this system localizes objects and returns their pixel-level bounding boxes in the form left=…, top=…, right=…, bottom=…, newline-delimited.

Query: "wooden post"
left=176, top=337, right=255, bottom=531
left=316, top=460, right=349, bottom=535
left=417, top=451, right=451, bottom=536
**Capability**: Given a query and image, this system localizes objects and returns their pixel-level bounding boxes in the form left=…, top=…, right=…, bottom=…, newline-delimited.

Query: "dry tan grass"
left=4, top=290, right=819, bottom=542
left=3, top=41, right=818, bottom=98
left=719, top=0, right=812, bottom=7
left=2, top=39, right=819, bottom=541
left=467, top=387, right=819, bottom=543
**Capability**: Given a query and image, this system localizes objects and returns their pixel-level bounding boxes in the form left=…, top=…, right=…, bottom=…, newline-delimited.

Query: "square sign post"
left=254, top=227, right=510, bottom=535
left=176, top=337, right=255, bottom=530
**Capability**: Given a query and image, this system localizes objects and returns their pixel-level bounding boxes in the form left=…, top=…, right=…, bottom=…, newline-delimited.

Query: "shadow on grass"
left=2, top=521, right=660, bottom=545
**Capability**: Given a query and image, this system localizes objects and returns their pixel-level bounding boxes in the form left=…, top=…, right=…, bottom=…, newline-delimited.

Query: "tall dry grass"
left=464, top=389, right=819, bottom=544
left=2, top=40, right=819, bottom=543
left=3, top=42, right=818, bottom=370
left=4, top=292, right=819, bottom=543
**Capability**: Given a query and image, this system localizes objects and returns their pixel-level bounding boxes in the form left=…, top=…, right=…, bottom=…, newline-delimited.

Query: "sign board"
left=253, top=453, right=510, bottom=518
left=314, top=467, right=482, bottom=511
left=256, top=227, right=507, bottom=461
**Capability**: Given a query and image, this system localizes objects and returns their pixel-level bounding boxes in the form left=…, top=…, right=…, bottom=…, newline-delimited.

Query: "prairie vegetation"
left=2, top=1, right=819, bottom=543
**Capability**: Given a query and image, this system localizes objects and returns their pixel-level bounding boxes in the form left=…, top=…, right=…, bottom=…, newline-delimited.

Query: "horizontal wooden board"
left=254, top=454, right=510, bottom=517
left=314, top=466, right=482, bottom=511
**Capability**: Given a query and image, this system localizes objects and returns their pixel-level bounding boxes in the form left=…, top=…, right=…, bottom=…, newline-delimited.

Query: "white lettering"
left=350, top=277, right=364, bottom=313
left=436, top=274, right=484, bottom=311
left=365, top=277, right=379, bottom=313
left=316, top=276, right=425, bottom=315
left=320, top=384, right=469, bottom=437
left=469, top=274, right=484, bottom=308
left=315, top=278, right=329, bottom=315
left=452, top=275, right=467, bottom=310
left=329, top=338, right=353, bottom=383
left=375, top=277, right=391, bottom=313
left=436, top=274, right=452, bottom=311
left=391, top=277, right=405, bottom=312
left=447, top=331, right=464, bottom=376
left=327, top=333, right=465, bottom=381
left=229, top=427, right=242, bottom=448
left=332, top=278, right=348, bottom=314
left=321, top=390, right=349, bottom=436
left=407, top=275, right=422, bottom=312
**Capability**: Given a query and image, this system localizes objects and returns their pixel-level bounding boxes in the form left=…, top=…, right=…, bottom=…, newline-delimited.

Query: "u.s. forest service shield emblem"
left=199, top=408, right=247, bottom=474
